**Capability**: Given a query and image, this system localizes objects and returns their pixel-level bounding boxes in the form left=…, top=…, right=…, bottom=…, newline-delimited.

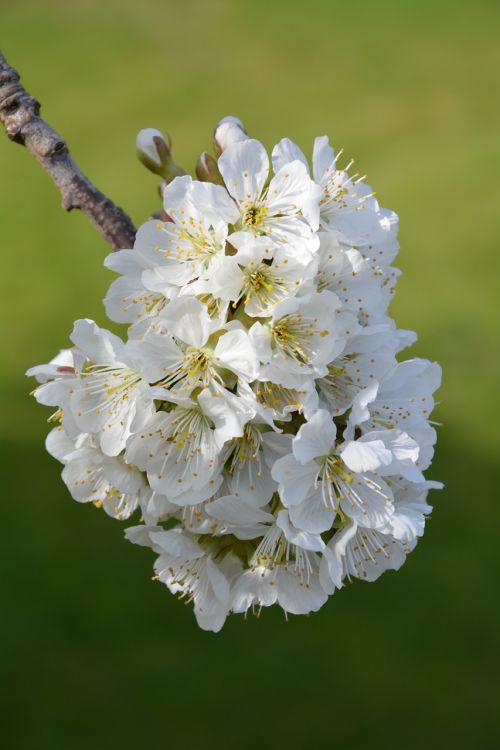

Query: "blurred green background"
left=1, top=0, right=499, bottom=747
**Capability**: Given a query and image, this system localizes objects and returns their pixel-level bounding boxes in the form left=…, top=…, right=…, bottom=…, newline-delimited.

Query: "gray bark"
left=0, top=51, right=136, bottom=250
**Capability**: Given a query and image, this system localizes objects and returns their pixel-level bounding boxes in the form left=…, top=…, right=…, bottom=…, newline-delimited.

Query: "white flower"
left=347, top=358, right=441, bottom=470
left=103, top=220, right=183, bottom=328
left=104, top=181, right=233, bottom=330
left=149, top=296, right=259, bottom=396
left=319, top=520, right=408, bottom=592
left=103, top=273, right=172, bottom=330
left=124, top=385, right=253, bottom=506
left=68, top=319, right=164, bottom=456
left=218, top=138, right=320, bottom=245
left=316, top=324, right=412, bottom=416
left=163, top=173, right=239, bottom=226
left=126, top=525, right=239, bottom=632
left=250, top=290, right=345, bottom=384
left=48, top=428, right=147, bottom=520
left=231, top=510, right=327, bottom=616
left=390, top=478, right=441, bottom=543
left=27, top=348, right=84, bottom=438
left=205, top=233, right=318, bottom=317
left=28, top=120, right=442, bottom=630
left=248, top=377, right=319, bottom=423
left=315, top=231, right=394, bottom=324
left=161, top=176, right=237, bottom=258
left=218, top=423, right=279, bottom=506
left=310, top=136, right=377, bottom=237
left=272, top=135, right=395, bottom=247
left=124, top=400, right=221, bottom=503
left=205, top=494, right=275, bottom=539
left=272, top=409, right=422, bottom=534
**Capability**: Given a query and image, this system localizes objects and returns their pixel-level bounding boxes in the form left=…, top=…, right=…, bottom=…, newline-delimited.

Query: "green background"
left=1, top=1, right=499, bottom=747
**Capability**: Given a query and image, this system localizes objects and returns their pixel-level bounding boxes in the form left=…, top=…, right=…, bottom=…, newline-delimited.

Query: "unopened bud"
left=136, top=128, right=186, bottom=182
left=218, top=115, right=246, bottom=130
left=213, top=116, right=248, bottom=156
left=195, top=152, right=223, bottom=184
left=136, top=128, right=170, bottom=169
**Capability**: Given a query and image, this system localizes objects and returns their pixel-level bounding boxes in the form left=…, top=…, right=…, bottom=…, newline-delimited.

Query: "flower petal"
left=218, top=139, right=269, bottom=204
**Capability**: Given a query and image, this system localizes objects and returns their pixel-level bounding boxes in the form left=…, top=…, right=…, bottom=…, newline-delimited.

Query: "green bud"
left=195, top=152, right=223, bottom=184
left=136, top=128, right=186, bottom=182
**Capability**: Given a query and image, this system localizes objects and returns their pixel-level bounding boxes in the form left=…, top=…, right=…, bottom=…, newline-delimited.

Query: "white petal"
left=162, top=175, right=192, bottom=214
left=249, top=321, right=273, bottom=363
left=214, top=329, right=259, bottom=381
left=70, top=319, right=125, bottom=364
left=276, top=510, right=325, bottom=551
left=26, top=349, right=77, bottom=383
left=231, top=567, right=278, bottom=612
left=344, top=528, right=407, bottom=582
left=361, top=430, right=423, bottom=481
left=312, top=135, right=335, bottom=181
left=271, top=138, right=308, bottom=174
left=206, top=556, right=230, bottom=606
left=45, top=427, right=77, bottom=464
left=267, top=160, right=314, bottom=213
left=189, top=180, right=240, bottom=224
left=104, top=247, right=142, bottom=276
left=349, top=382, right=380, bottom=427
left=320, top=521, right=358, bottom=592
left=148, top=529, right=204, bottom=559
left=340, top=438, right=393, bottom=473
left=125, top=524, right=162, bottom=547
left=194, top=558, right=230, bottom=633
left=211, top=255, right=244, bottom=301
left=218, top=139, right=269, bottom=204
left=293, top=410, right=337, bottom=463
left=340, top=473, right=394, bottom=531
left=160, top=296, right=212, bottom=348
left=276, top=567, right=327, bottom=615
left=271, top=453, right=317, bottom=506
left=198, top=387, right=252, bottom=446
left=206, top=495, right=274, bottom=525
left=125, top=332, right=183, bottom=383
left=289, top=488, right=336, bottom=534
left=101, top=455, right=144, bottom=494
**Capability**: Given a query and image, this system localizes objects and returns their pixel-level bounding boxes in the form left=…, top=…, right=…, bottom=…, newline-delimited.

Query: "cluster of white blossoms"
left=28, top=117, right=442, bottom=632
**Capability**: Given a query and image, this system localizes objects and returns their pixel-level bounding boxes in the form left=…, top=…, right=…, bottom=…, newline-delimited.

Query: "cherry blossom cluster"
left=28, top=117, right=442, bottom=631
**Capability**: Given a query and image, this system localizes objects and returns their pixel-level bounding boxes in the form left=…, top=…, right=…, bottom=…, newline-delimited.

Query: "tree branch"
left=0, top=51, right=136, bottom=250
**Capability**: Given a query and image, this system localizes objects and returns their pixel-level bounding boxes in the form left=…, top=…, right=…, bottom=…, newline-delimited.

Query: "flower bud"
left=218, top=115, right=246, bottom=130
left=213, top=116, right=248, bottom=156
left=136, top=128, right=186, bottom=182
left=136, top=128, right=170, bottom=169
left=195, top=152, right=223, bottom=184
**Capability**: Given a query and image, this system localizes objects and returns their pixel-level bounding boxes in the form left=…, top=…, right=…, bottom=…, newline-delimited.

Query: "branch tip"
left=0, top=51, right=136, bottom=250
